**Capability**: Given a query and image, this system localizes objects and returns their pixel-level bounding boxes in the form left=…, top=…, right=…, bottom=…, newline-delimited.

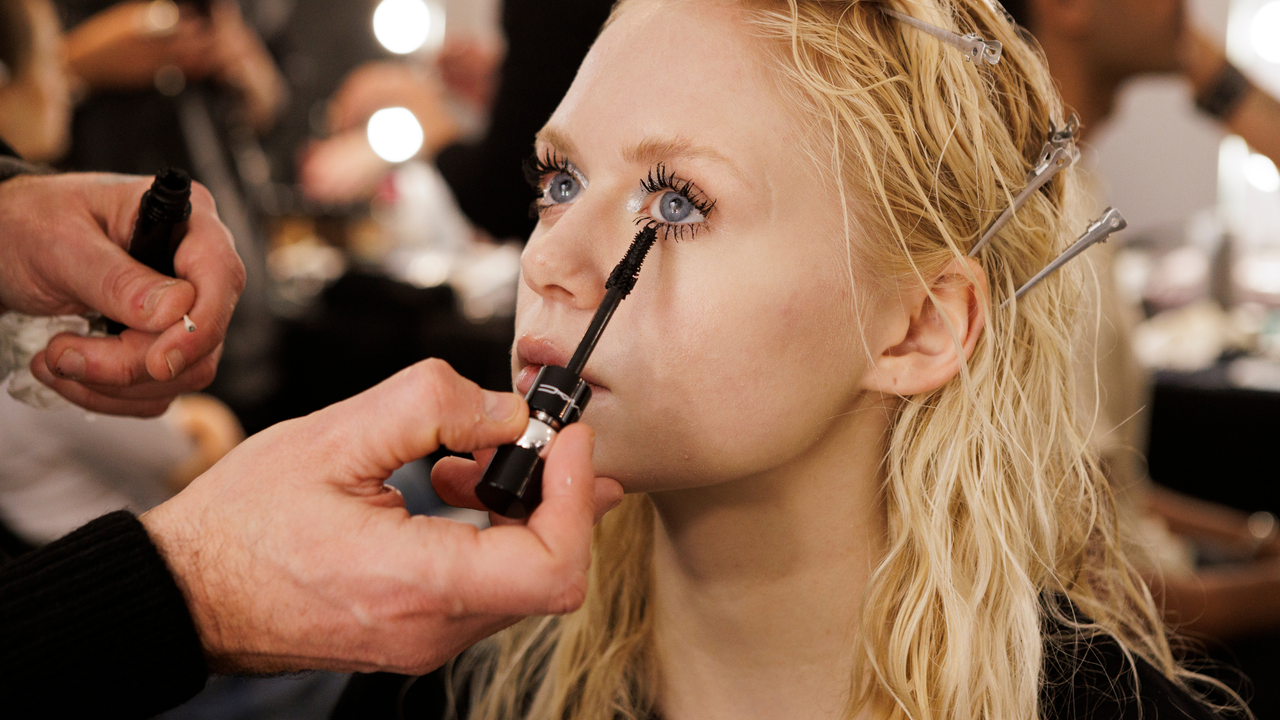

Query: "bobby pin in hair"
left=969, top=115, right=1081, bottom=257
left=881, top=7, right=1003, bottom=64
left=1001, top=207, right=1127, bottom=308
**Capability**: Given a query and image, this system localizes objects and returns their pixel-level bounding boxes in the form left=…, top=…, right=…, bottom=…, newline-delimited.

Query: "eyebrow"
left=535, top=126, right=746, bottom=183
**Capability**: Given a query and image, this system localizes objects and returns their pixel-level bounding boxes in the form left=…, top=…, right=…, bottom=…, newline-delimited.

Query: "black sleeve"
left=333, top=669, right=460, bottom=720
left=434, top=0, right=614, bottom=241
left=1043, top=631, right=1227, bottom=720
left=0, top=511, right=209, bottom=719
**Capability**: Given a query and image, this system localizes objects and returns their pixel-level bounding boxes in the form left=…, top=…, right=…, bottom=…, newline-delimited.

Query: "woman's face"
left=515, top=0, right=890, bottom=492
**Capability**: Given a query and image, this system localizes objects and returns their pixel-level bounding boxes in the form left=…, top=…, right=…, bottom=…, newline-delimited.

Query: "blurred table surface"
left=1148, top=362, right=1280, bottom=513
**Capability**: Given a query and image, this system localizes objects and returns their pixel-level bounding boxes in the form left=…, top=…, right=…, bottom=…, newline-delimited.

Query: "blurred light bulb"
left=1245, top=152, right=1280, bottom=193
left=1253, top=1, right=1280, bottom=63
left=368, top=107, right=424, bottom=163
left=373, top=0, right=432, bottom=55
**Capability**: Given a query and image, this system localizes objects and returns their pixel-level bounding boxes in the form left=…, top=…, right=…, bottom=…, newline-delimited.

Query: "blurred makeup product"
left=475, top=225, right=658, bottom=519
left=105, top=169, right=193, bottom=334
left=881, top=6, right=1002, bottom=64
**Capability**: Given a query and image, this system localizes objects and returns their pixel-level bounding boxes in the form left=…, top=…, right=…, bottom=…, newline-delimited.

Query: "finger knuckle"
left=100, top=264, right=145, bottom=315
left=227, top=254, right=247, bottom=295
left=548, top=573, right=588, bottom=615
left=410, top=358, right=457, bottom=413
left=182, top=357, right=218, bottom=391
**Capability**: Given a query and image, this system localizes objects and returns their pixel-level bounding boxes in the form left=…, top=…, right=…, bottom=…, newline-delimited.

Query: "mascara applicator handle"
left=475, top=225, right=656, bottom=519
left=475, top=365, right=591, bottom=519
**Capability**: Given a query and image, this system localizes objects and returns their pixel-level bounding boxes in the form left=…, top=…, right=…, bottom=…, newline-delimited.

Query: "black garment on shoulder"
left=1042, top=630, right=1226, bottom=719
left=0, top=511, right=208, bottom=718
left=335, top=627, right=1228, bottom=720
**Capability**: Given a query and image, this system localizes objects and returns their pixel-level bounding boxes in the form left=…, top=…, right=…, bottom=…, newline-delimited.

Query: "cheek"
left=593, top=256, right=865, bottom=488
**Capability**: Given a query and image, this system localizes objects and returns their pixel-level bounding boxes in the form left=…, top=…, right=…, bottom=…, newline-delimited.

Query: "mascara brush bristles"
left=566, top=225, right=659, bottom=375
left=606, top=225, right=658, bottom=297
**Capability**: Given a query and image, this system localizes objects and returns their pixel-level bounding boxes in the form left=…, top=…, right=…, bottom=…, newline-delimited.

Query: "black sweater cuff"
left=0, top=510, right=209, bottom=718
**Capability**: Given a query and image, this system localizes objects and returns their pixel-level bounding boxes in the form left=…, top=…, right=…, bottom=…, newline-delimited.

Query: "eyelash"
left=637, top=163, right=716, bottom=241
left=522, top=149, right=574, bottom=220
left=521, top=152, right=718, bottom=241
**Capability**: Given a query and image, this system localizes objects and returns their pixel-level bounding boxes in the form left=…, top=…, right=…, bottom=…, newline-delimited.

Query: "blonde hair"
left=452, top=1, right=1231, bottom=718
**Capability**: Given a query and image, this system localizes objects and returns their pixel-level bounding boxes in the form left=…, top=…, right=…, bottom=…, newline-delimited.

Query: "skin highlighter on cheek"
left=475, top=225, right=658, bottom=519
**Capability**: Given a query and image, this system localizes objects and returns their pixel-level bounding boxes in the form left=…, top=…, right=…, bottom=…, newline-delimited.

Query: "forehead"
left=546, top=0, right=801, bottom=179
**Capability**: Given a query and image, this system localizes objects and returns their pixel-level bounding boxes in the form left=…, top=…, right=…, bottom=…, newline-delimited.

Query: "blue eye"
left=648, top=190, right=705, bottom=225
left=544, top=172, right=581, bottom=204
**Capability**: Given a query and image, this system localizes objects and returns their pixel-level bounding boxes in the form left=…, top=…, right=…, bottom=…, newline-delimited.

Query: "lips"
left=515, top=335, right=607, bottom=395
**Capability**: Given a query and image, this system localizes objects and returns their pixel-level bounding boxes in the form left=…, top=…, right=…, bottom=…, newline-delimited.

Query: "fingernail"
left=483, top=390, right=520, bottom=421
left=144, top=281, right=179, bottom=314
left=164, top=348, right=186, bottom=380
left=55, top=349, right=85, bottom=380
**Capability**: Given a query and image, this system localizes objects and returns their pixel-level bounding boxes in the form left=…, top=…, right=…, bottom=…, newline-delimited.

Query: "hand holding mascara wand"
left=476, top=225, right=659, bottom=519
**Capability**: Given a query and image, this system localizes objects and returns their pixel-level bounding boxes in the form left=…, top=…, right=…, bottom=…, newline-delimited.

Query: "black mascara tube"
left=475, top=225, right=658, bottom=519
left=105, top=169, right=194, bottom=335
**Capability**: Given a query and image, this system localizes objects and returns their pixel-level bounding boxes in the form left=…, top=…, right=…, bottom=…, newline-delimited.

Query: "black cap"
left=475, top=444, right=544, bottom=519
left=474, top=366, right=593, bottom=519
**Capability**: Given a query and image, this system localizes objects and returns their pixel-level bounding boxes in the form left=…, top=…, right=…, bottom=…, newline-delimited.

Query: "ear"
left=862, top=256, right=988, bottom=397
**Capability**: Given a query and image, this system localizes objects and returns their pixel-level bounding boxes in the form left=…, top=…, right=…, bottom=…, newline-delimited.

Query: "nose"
left=520, top=210, right=612, bottom=311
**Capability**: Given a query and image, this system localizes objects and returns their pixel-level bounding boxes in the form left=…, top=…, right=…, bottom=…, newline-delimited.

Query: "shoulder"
left=1041, top=620, right=1228, bottom=720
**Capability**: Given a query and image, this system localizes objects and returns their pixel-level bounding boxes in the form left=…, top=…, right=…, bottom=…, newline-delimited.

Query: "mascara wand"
left=475, top=225, right=659, bottom=519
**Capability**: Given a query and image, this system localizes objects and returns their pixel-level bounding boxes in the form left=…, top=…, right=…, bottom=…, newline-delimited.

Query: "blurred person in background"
left=0, top=0, right=303, bottom=716
left=56, top=0, right=287, bottom=433
left=0, top=0, right=243, bottom=553
left=298, top=0, right=614, bottom=243
left=0, top=0, right=71, bottom=162
left=1006, top=0, right=1280, bottom=711
left=59, top=0, right=285, bottom=169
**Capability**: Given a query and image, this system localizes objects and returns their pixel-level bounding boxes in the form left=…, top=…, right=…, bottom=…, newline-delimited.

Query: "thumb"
left=308, top=358, right=529, bottom=483
left=525, top=424, right=599, bottom=580
left=77, top=178, right=196, bottom=331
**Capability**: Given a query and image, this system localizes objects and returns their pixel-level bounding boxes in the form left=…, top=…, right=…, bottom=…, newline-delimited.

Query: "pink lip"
left=515, top=335, right=607, bottom=395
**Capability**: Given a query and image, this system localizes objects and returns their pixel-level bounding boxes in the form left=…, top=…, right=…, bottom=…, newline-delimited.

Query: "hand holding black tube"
left=475, top=225, right=657, bottom=518
left=0, top=171, right=244, bottom=416
left=104, top=169, right=193, bottom=335
left=142, top=359, right=622, bottom=674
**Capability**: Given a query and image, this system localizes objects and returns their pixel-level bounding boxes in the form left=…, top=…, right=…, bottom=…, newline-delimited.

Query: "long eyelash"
left=523, top=149, right=574, bottom=219
left=638, top=163, right=717, bottom=240
left=634, top=214, right=701, bottom=241
left=522, top=149, right=569, bottom=189
left=640, top=163, right=717, bottom=217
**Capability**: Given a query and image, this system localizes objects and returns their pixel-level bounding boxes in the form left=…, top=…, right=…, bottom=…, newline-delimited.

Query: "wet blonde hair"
left=451, top=1, right=1230, bottom=718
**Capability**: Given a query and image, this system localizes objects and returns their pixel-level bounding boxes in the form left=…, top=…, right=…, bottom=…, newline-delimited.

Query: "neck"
left=650, top=393, right=893, bottom=720
left=1037, top=31, right=1119, bottom=139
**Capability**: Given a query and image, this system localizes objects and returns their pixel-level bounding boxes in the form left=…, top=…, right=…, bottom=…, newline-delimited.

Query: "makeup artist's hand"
left=140, top=359, right=623, bottom=674
left=0, top=172, right=245, bottom=416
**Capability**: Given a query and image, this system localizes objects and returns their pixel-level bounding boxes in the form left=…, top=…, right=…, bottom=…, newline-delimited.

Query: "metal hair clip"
left=881, top=7, right=1003, bottom=64
left=1001, top=207, right=1127, bottom=308
left=969, top=115, right=1081, bottom=257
